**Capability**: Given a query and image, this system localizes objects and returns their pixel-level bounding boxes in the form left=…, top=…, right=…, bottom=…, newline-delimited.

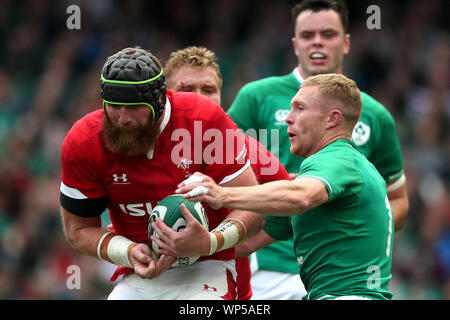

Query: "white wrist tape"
left=107, top=235, right=136, bottom=268
left=97, top=232, right=136, bottom=268
left=208, top=218, right=246, bottom=256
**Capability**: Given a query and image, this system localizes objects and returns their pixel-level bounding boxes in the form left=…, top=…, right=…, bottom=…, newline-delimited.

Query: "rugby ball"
left=148, top=194, right=209, bottom=268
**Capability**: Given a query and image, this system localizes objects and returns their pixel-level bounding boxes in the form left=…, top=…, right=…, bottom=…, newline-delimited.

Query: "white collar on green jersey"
left=293, top=68, right=305, bottom=84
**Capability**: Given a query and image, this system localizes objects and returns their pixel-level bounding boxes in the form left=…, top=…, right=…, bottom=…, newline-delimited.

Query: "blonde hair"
left=301, top=73, right=362, bottom=128
left=164, top=46, right=222, bottom=89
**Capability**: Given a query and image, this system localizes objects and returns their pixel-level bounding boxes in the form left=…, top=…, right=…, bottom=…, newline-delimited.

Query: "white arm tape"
left=97, top=232, right=136, bottom=268
left=208, top=218, right=246, bottom=256
left=97, top=232, right=112, bottom=261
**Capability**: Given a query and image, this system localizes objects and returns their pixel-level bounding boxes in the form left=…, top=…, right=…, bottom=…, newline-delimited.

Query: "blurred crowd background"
left=0, top=0, right=448, bottom=299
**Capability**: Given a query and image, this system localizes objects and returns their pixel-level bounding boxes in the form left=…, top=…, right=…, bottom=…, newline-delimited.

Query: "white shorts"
left=108, top=259, right=237, bottom=300
left=250, top=269, right=307, bottom=300
left=250, top=253, right=306, bottom=300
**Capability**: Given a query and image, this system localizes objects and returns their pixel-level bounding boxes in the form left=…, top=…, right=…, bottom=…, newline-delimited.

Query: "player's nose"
left=117, top=106, right=134, bottom=125
left=285, top=109, right=294, bottom=125
left=312, top=33, right=324, bottom=46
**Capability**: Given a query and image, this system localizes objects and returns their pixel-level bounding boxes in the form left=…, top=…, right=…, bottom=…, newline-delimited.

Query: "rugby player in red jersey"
left=60, top=47, right=262, bottom=299
left=163, top=46, right=292, bottom=300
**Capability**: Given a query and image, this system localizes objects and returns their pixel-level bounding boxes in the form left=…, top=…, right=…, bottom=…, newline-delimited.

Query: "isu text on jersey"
left=60, top=89, right=250, bottom=263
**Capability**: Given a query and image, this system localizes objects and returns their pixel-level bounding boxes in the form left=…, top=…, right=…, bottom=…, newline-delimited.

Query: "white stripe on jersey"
left=60, top=182, right=88, bottom=199
left=218, top=159, right=250, bottom=185
left=297, top=174, right=333, bottom=193
left=386, top=173, right=406, bottom=192
left=293, top=67, right=305, bottom=84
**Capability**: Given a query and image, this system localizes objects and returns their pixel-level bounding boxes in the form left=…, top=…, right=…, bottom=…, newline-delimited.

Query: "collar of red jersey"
left=147, top=98, right=171, bottom=159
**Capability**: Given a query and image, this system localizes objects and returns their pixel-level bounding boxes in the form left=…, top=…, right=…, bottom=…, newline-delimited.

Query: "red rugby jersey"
left=247, top=136, right=291, bottom=184
left=60, top=89, right=249, bottom=262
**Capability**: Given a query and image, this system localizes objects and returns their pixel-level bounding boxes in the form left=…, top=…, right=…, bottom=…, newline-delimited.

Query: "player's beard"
left=102, top=114, right=160, bottom=157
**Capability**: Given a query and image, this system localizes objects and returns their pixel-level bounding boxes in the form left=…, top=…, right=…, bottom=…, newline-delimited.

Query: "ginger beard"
left=101, top=113, right=160, bottom=157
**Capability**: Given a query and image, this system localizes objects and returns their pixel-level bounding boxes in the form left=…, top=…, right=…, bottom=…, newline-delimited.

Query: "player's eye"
left=323, top=31, right=336, bottom=39
left=291, top=102, right=304, bottom=112
left=300, top=32, right=313, bottom=39
left=203, top=87, right=216, bottom=95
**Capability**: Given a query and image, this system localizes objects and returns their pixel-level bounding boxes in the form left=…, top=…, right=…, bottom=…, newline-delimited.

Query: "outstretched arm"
left=175, top=172, right=329, bottom=216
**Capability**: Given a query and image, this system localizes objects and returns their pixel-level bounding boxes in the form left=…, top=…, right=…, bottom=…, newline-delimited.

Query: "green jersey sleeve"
left=263, top=215, right=293, bottom=241
left=353, top=93, right=404, bottom=183
left=371, top=109, right=404, bottom=183
left=299, top=141, right=361, bottom=202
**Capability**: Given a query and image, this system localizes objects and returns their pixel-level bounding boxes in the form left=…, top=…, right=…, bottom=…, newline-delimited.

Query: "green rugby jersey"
left=265, top=139, right=394, bottom=299
left=227, top=69, right=403, bottom=275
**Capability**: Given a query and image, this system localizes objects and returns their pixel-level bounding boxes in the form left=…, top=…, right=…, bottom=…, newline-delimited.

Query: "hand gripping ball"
left=148, top=195, right=209, bottom=268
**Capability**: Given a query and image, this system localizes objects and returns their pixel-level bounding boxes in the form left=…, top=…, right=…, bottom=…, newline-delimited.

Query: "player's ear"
left=292, top=36, right=299, bottom=57
left=344, top=33, right=351, bottom=55
left=326, top=109, right=343, bottom=129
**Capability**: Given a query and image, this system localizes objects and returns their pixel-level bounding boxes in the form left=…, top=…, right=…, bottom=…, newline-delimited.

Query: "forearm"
left=389, top=193, right=409, bottom=231
left=61, top=210, right=106, bottom=258
left=61, top=207, right=137, bottom=267
left=387, top=181, right=409, bottom=231
left=222, top=180, right=311, bottom=216
left=70, top=226, right=108, bottom=258
left=178, top=175, right=329, bottom=216
left=235, top=227, right=277, bottom=257
left=226, top=209, right=264, bottom=239
left=206, top=208, right=264, bottom=256
left=67, top=224, right=138, bottom=267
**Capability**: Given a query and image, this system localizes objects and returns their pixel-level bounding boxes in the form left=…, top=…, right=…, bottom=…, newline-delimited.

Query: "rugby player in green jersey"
left=176, top=73, right=394, bottom=300
left=227, top=0, right=408, bottom=299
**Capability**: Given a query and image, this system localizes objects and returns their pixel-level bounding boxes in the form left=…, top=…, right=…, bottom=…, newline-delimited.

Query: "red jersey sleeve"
left=247, top=136, right=292, bottom=184
left=60, top=112, right=108, bottom=217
